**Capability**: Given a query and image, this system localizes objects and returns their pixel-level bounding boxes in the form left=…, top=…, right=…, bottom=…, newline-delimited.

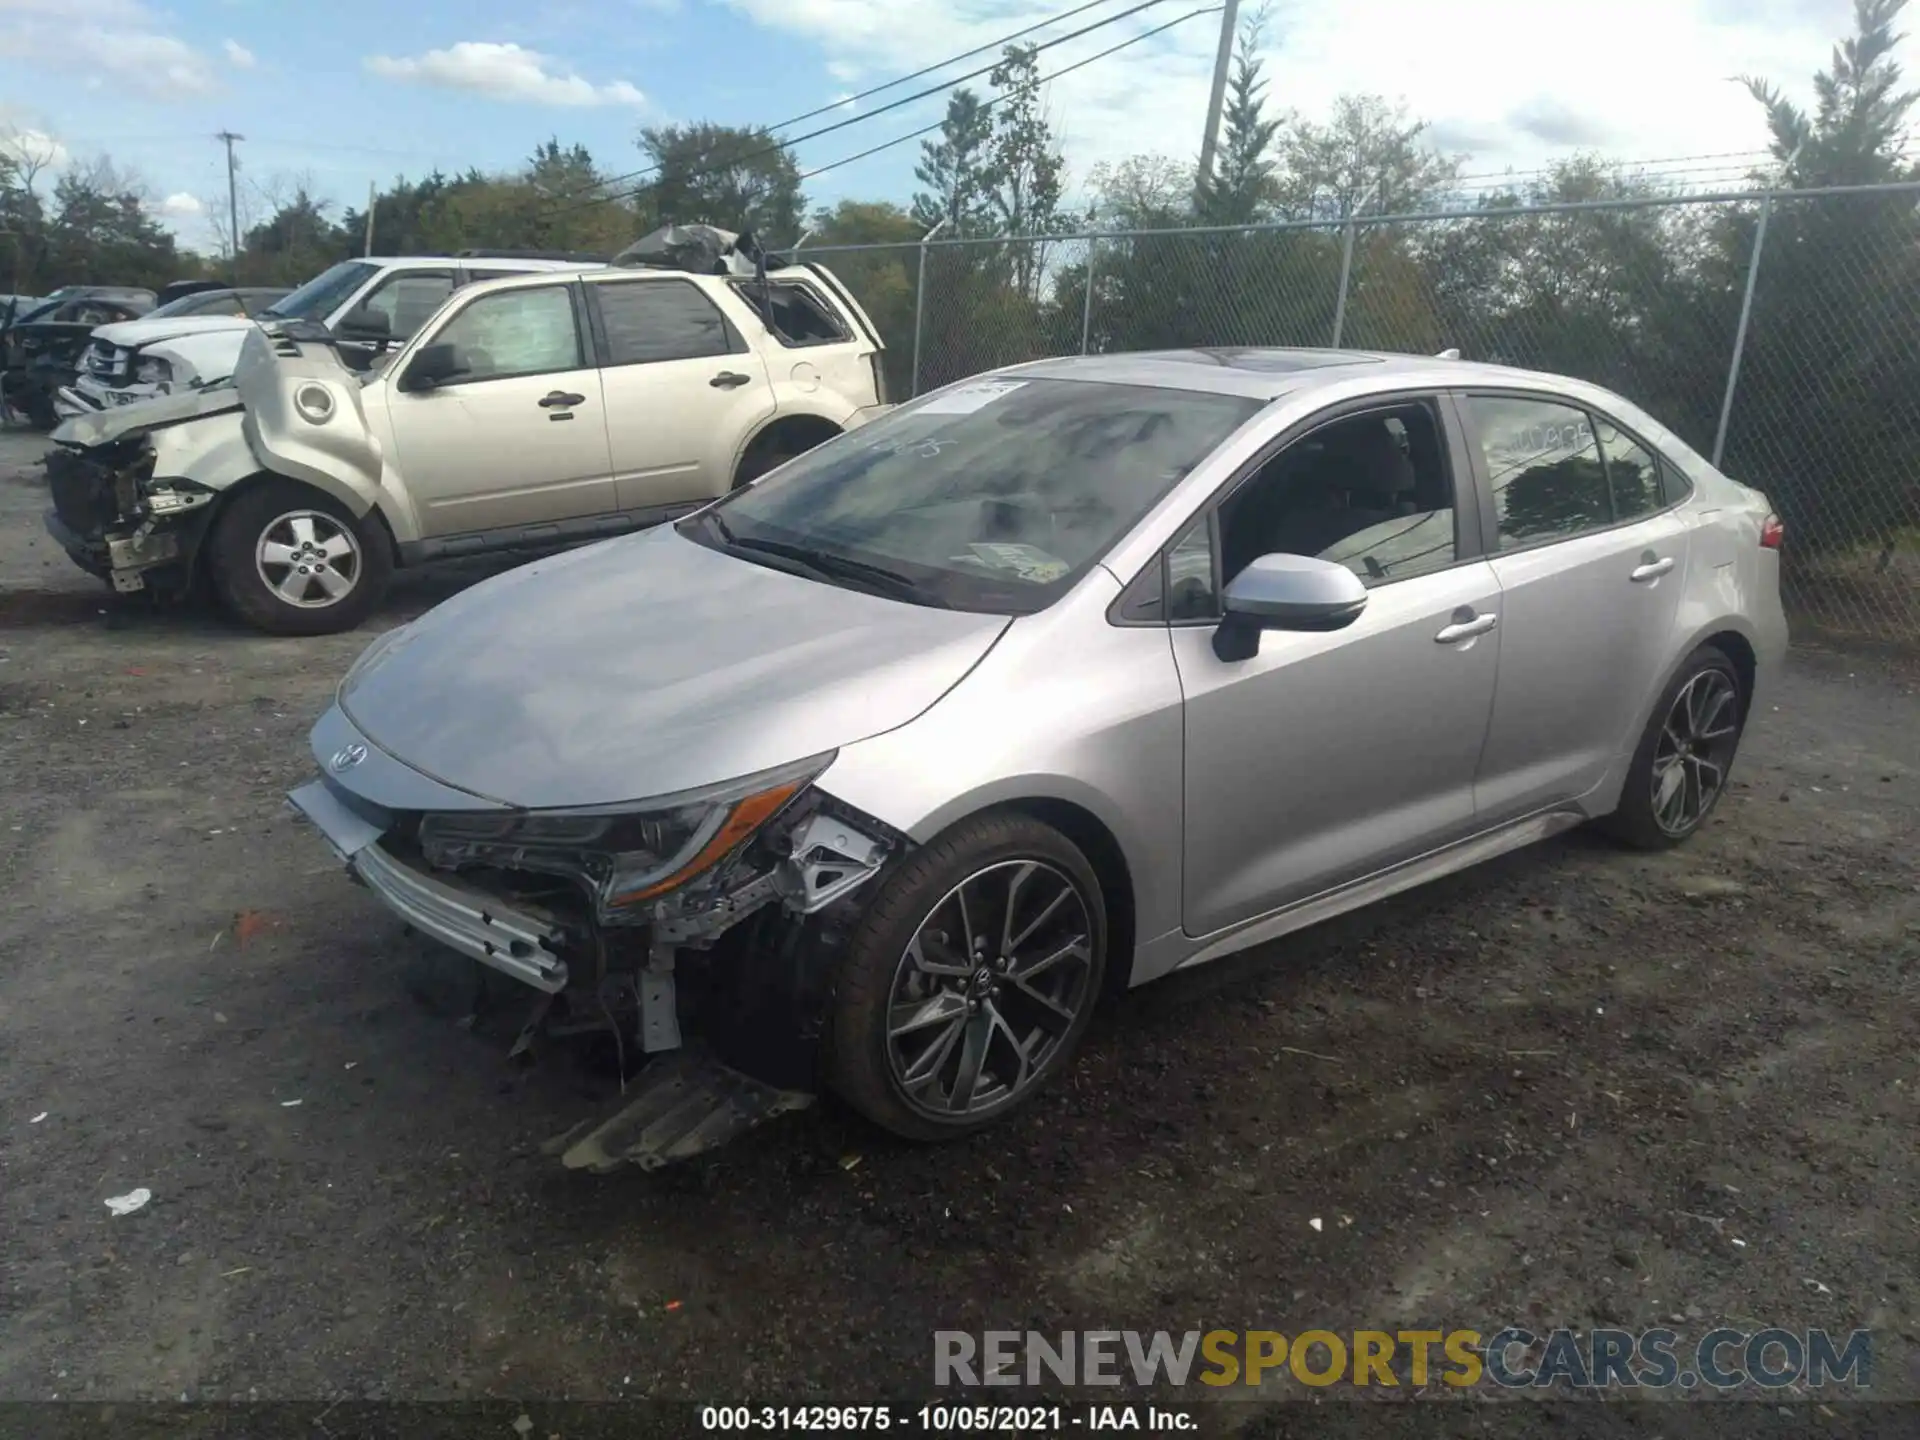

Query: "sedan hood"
left=340, top=526, right=1011, bottom=809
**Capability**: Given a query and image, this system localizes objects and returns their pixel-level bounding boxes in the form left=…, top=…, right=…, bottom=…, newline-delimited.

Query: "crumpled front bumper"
left=287, top=775, right=570, bottom=994
left=42, top=444, right=213, bottom=594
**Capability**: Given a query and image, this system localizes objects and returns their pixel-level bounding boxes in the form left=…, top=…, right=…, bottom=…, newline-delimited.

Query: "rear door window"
left=592, top=280, right=744, bottom=366
left=1462, top=394, right=1612, bottom=549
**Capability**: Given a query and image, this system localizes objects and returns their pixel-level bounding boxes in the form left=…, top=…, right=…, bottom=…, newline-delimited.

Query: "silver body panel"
left=301, top=349, right=1790, bottom=992
left=336, top=524, right=1011, bottom=810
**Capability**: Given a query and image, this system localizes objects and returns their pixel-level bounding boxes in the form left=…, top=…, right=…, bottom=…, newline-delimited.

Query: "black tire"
left=732, top=440, right=794, bottom=490
left=1602, top=644, right=1747, bottom=850
left=205, top=479, right=392, bottom=636
left=827, top=812, right=1107, bottom=1142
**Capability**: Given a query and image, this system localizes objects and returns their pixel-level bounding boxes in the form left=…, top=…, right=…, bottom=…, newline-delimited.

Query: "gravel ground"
left=2, top=429, right=1917, bottom=1421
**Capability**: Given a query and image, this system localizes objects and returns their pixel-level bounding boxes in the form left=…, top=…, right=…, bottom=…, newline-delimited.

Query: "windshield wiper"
left=723, top=532, right=938, bottom=605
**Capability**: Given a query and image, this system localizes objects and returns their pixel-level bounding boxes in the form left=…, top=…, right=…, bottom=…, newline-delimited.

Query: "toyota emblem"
left=329, top=743, right=368, bottom=773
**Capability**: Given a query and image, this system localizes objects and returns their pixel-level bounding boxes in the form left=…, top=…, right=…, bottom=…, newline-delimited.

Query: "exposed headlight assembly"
left=134, top=355, right=172, bottom=386
left=417, top=752, right=834, bottom=924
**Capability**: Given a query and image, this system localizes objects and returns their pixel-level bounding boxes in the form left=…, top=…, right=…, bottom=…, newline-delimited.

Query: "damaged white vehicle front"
left=43, top=322, right=386, bottom=622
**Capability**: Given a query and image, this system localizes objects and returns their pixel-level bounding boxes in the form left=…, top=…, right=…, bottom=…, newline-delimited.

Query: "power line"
left=1452, top=148, right=1776, bottom=184
left=543, top=0, right=1195, bottom=217
left=796, top=5, right=1224, bottom=185
left=540, top=0, right=1176, bottom=212
left=776, top=0, right=1140, bottom=131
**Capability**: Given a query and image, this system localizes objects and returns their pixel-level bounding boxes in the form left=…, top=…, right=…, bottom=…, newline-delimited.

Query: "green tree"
left=240, top=187, right=350, bottom=284
left=1720, top=0, right=1920, bottom=558
left=1198, top=12, right=1282, bottom=225
left=1275, top=95, right=1460, bottom=221
left=636, top=122, right=805, bottom=241
left=911, top=89, right=996, bottom=235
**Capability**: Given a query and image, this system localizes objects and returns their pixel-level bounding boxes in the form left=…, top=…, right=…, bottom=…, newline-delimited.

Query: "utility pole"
left=364, top=179, right=377, bottom=257
left=216, top=130, right=244, bottom=281
left=1194, top=0, right=1241, bottom=203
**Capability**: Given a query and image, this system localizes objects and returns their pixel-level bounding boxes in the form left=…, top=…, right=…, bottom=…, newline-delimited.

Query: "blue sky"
left=0, top=0, right=1901, bottom=255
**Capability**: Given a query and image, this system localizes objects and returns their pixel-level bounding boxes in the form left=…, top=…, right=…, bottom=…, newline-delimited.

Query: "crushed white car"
left=43, top=251, right=889, bottom=634
left=60, top=254, right=599, bottom=418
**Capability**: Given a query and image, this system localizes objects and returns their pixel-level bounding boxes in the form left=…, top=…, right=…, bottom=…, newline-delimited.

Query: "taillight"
left=1760, top=514, right=1784, bottom=549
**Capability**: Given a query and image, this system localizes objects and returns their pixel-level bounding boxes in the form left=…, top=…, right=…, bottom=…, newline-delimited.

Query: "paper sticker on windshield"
left=916, top=380, right=1028, bottom=415
left=967, top=542, right=1069, bottom=582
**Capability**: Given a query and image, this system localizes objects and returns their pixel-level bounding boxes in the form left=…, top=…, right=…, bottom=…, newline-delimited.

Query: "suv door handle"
left=538, top=391, right=586, bottom=408
left=1435, top=611, right=1498, bottom=645
left=710, top=371, right=752, bottom=389
left=1630, top=555, right=1675, bottom=582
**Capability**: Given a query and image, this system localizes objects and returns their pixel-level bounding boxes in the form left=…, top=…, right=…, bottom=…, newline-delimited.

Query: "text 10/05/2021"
left=701, top=1404, right=1194, bottom=1431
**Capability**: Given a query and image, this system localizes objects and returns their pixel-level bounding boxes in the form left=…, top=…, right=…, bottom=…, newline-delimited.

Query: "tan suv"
left=44, top=259, right=890, bottom=634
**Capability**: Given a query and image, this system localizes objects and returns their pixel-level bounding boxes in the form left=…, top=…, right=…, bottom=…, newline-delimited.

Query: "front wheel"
left=205, top=479, right=392, bottom=636
left=1603, top=644, right=1747, bottom=850
left=827, top=813, right=1107, bottom=1141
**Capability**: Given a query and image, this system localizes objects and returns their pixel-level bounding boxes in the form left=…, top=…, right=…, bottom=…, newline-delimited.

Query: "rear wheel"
left=732, top=421, right=840, bottom=489
left=206, top=479, right=392, bottom=636
left=828, top=813, right=1106, bottom=1141
left=1603, top=644, right=1746, bottom=849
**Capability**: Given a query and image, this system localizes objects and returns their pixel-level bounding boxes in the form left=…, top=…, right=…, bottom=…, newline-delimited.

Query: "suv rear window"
left=731, top=280, right=850, bottom=346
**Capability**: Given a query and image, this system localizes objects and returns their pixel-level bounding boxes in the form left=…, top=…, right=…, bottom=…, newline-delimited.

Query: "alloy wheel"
left=1651, top=668, right=1741, bottom=836
left=885, top=859, right=1095, bottom=1119
left=255, top=510, right=363, bottom=609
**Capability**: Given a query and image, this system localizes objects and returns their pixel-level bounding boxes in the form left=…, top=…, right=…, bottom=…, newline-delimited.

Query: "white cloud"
left=0, top=0, right=220, bottom=99
left=223, top=38, right=256, bottom=69
left=723, top=0, right=1916, bottom=204
left=159, top=192, right=203, bottom=217
left=0, top=125, right=68, bottom=173
left=365, top=41, right=646, bottom=107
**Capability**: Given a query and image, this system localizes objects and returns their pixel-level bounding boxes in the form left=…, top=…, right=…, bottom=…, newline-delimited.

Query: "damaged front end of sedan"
left=290, top=749, right=904, bottom=1172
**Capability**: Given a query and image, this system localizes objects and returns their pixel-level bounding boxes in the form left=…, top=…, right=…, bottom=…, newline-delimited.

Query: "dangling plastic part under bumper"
left=543, top=1048, right=815, bottom=1172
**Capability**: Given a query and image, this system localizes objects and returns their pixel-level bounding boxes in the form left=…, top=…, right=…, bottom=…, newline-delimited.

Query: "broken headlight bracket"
left=630, top=801, right=899, bottom=1060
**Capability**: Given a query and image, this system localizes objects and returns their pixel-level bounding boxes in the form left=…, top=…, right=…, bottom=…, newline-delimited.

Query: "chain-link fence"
left=804, top=181, right=1920, bottom=646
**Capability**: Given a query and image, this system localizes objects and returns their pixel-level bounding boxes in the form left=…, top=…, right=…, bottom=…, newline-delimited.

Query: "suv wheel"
left=206, top=479, right=392, bottom=636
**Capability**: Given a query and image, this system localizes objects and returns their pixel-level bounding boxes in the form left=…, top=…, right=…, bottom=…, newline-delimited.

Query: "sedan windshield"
left=259, top=261, right=377, bottom=321
left=686, top=378, right=1260, bottom=614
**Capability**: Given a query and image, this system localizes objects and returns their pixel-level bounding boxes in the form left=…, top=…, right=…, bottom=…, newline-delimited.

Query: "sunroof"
left=1151, top=347, right=1381, bottom=373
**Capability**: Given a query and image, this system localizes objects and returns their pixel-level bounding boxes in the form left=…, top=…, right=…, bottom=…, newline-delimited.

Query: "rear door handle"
left=1435, top=612, right=1498, bottom=645
left=1630, top=556, right=1675, bottom=582
left=710, top=371, right=752, bottom=389
left=538, top=391, right=586, bottom=409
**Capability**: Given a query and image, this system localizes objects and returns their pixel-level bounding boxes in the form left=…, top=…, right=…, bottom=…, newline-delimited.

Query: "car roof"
left=1006, top=347, right=1600, bottom=403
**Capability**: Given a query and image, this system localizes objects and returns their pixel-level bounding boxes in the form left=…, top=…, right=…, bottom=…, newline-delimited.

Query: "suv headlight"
left=417, top=752, right=834, bottom=921
left=134, top=355, right=172, bottom=385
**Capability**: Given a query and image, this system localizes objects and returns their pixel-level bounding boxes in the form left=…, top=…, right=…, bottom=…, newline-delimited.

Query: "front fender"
left=234, top=329, right=382, bottom=517
left=149, top=409, right=257, bottom=490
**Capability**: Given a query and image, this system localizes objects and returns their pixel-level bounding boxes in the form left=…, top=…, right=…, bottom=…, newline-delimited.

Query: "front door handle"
left=1630, top=555, right=1675, bottom=583
left=538, top=391, right=586, bottom=409
left=710, top=371, right=752, bottom=389
left=1435, top=612, right=1498, bottom=645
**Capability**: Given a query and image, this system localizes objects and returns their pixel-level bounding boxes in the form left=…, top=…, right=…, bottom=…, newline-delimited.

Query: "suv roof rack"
left=455, top=248, right=610, bottom=263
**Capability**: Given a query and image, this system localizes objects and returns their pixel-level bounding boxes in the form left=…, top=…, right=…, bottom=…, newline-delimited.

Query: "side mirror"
left=1213, top=553, right=1367, bottom=661
left=398, top=342, right=462, bottom=393
left=335, top=304, right=392, bottom=340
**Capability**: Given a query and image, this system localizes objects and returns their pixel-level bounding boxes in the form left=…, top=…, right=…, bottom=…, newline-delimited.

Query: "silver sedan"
left=291, top=348, right=1787, bottom=1166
